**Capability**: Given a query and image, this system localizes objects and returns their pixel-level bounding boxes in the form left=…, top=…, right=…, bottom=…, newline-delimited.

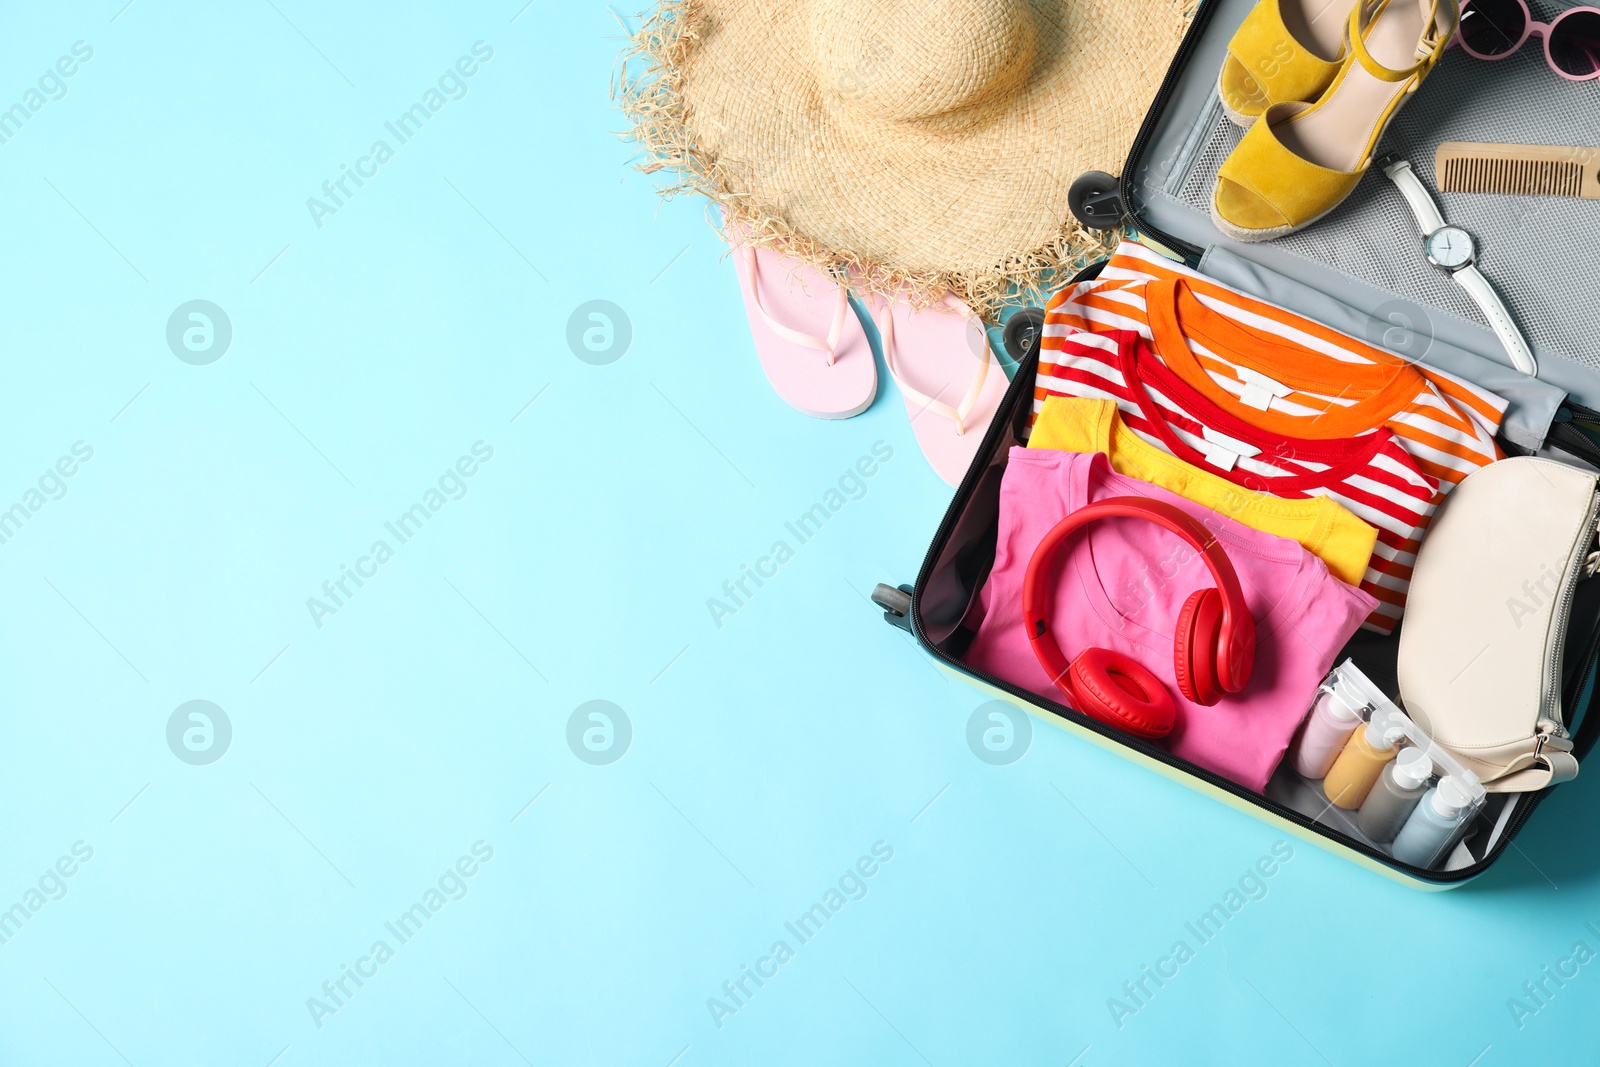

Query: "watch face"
left=1425, top=226, right=1475, bottom=269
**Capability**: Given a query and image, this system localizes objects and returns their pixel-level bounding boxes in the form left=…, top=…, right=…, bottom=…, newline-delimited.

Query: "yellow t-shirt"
left=1028, top=397, right=1377, bottom=588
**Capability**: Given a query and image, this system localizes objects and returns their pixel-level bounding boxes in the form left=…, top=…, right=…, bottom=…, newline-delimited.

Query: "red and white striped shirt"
left=1031, top=243, right=1507, bottom=633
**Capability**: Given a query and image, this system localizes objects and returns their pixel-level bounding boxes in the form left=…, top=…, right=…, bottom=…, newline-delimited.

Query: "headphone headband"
left=1021, top=496, right=1256, bottom=695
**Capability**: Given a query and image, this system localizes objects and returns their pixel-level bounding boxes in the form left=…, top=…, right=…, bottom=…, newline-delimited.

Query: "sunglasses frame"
left=1453, top=0, right=1600, bottom=80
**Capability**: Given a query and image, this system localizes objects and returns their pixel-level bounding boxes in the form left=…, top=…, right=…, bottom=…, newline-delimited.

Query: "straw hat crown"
left=619, top=0, right=1192, bottom=319
left=812, top=0, right=1039, bottom=126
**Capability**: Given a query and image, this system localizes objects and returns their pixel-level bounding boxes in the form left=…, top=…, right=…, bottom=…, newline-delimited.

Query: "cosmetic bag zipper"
left=1542, top=490, right=1600, bottom=731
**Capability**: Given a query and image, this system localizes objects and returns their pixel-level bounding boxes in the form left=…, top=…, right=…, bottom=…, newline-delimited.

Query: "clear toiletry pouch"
left=1398, top=457, right=1600, bottom=792
left=1299, top=662, right=1489, bottom=871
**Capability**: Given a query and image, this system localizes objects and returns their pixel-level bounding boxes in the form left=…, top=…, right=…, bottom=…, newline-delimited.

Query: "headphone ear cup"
left=1175, top=589, right=1224, bottom=706
left=1068, top=648, right=1177, bottom=739
left=1219, top=620, right=1255, bottom=694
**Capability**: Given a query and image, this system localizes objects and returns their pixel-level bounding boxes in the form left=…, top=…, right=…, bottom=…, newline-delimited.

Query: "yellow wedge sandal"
left=1212, top=0, right=1458, bottom=243
left=1218, top=0, right=1361, bottom=126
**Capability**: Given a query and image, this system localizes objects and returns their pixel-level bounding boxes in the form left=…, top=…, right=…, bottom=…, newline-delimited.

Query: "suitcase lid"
left=1115, top=0, right=1600, bottom=410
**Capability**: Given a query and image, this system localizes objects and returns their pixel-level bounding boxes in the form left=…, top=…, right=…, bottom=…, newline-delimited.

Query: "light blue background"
left=2, top=2, right=1599, bottom=1064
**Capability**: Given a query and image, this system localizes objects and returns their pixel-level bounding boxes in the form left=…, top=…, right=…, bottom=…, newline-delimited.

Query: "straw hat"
left=618, top=0, right=1192, bottom=320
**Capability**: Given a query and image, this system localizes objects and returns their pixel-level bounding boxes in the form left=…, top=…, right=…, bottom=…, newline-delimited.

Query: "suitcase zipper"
left=1117, top=0, right=1224, bottom=264
left=1567, top=586, right=1600, bottom=712
left=1564, top=401, right=1600, bottom=426
left=1548, top=417, right=1600, bottom=470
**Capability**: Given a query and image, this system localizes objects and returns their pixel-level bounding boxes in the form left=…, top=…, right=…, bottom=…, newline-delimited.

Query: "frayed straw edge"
left=612, top=0, right=1192, bottom=322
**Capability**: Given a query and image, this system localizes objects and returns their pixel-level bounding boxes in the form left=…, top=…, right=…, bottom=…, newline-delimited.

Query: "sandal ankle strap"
left=1346, top=0, right=1456, bottom=87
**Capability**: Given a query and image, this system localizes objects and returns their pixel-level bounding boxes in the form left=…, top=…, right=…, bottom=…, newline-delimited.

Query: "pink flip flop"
left=871, top=292, right=1009, bottom=487
left=729, top=238, right=876, bottom=420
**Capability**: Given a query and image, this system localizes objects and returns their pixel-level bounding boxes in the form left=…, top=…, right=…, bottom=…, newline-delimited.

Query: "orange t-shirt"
left=1047, top=241, right=1507, bottom=489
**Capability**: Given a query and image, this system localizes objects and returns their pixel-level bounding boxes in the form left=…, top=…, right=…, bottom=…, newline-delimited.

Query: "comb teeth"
left=1440, top=156, right=1583, bottom=197
left=1435, top=142, right=1600, bottom=199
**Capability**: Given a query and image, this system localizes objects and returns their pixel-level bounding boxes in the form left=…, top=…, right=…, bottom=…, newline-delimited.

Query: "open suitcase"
left=873, top=0, right=1600, bottom=888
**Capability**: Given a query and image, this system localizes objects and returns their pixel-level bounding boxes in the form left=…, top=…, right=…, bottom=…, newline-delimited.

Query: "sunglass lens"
left=1459, top=0, right=1527, bottom=56
left=1551, top=9, right=1600, bottom=78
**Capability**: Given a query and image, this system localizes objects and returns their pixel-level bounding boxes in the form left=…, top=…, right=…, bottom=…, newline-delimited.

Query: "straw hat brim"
left=617, top=0, right=1193, bottom=320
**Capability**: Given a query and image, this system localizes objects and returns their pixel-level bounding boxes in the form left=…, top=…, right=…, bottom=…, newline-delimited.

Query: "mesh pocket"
left=1174, top=48, right=1600, bottom=371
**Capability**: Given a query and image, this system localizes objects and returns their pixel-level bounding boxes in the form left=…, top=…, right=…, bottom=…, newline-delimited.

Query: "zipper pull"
left=1536, top=718, right=1572, bottom=747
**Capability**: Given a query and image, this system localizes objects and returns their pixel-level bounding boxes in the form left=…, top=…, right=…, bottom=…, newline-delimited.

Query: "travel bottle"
left=1323, top=718, right=1404, bottom=809
left=1289, top=686, right=1365, bottom=779
left=1355, top=746, right=1431, bottom=843
left=1391, top=775, right=1476, bottom=869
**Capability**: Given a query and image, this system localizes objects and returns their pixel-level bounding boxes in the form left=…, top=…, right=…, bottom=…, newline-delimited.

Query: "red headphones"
left=1021, top=496, right=1257, bottom=739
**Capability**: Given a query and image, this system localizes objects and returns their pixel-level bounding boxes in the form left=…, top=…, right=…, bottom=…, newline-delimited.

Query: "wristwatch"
left=1378, top=155, right=1537, bottom=376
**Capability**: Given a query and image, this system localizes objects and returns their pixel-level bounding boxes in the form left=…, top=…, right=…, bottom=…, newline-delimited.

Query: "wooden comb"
left=1435, top=142, right=1600, bottom=199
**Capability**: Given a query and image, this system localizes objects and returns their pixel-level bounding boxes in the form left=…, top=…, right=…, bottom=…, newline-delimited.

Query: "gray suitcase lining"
left=1129, top=0, right=1600, bottom=401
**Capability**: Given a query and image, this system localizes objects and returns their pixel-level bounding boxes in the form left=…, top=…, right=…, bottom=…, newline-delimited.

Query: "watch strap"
left=1381, top=158, right=1447, bottom=234
left=1454, top=265, right=1538, bottom=376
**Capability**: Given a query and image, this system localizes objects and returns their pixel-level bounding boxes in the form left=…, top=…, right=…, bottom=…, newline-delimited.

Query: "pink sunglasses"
left=1453, top=0, right=1600, bottom=80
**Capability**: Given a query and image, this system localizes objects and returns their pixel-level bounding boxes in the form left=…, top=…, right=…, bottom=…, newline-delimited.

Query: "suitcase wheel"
left=871, top=583, right=914, bottom=632
left=1068, top=170, right=1123, bottom=231
left=1002, top=307, right=1046, bottom=361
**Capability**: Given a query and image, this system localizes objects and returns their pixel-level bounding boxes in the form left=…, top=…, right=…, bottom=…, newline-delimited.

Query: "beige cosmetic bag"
left=1399, top=458, right=1600, bottom=792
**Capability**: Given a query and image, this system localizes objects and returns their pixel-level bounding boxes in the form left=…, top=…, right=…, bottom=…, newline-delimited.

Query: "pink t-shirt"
left=966, top=449, right=1377, bottom=790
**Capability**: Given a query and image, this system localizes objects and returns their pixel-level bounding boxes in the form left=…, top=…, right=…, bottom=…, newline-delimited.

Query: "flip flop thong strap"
left=741, top=246, right=848, bottom=367
left=878, top=295, right=990, bottom=436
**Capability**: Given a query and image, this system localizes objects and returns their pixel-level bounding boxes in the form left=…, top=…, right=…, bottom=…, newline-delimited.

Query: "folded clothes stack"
left=1033, top=240, right=1507, bottom=634
left=959, top=238, right=1598, bottom=869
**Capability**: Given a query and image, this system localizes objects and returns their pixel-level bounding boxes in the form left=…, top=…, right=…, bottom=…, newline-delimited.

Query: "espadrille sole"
left=1209, top=196, right=1345, bottom=243
left=1215, top=68, right=1261, bottom=128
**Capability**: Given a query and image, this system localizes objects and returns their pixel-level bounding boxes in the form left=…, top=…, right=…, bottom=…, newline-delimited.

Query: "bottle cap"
left=1391, top=747, right=1432, bottom=790
left=1324, top=690, right=1364, bottom=724
left=1431, top=775, right=1474, bottom=819
left=1365, top=718, right=1405, bottom=750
